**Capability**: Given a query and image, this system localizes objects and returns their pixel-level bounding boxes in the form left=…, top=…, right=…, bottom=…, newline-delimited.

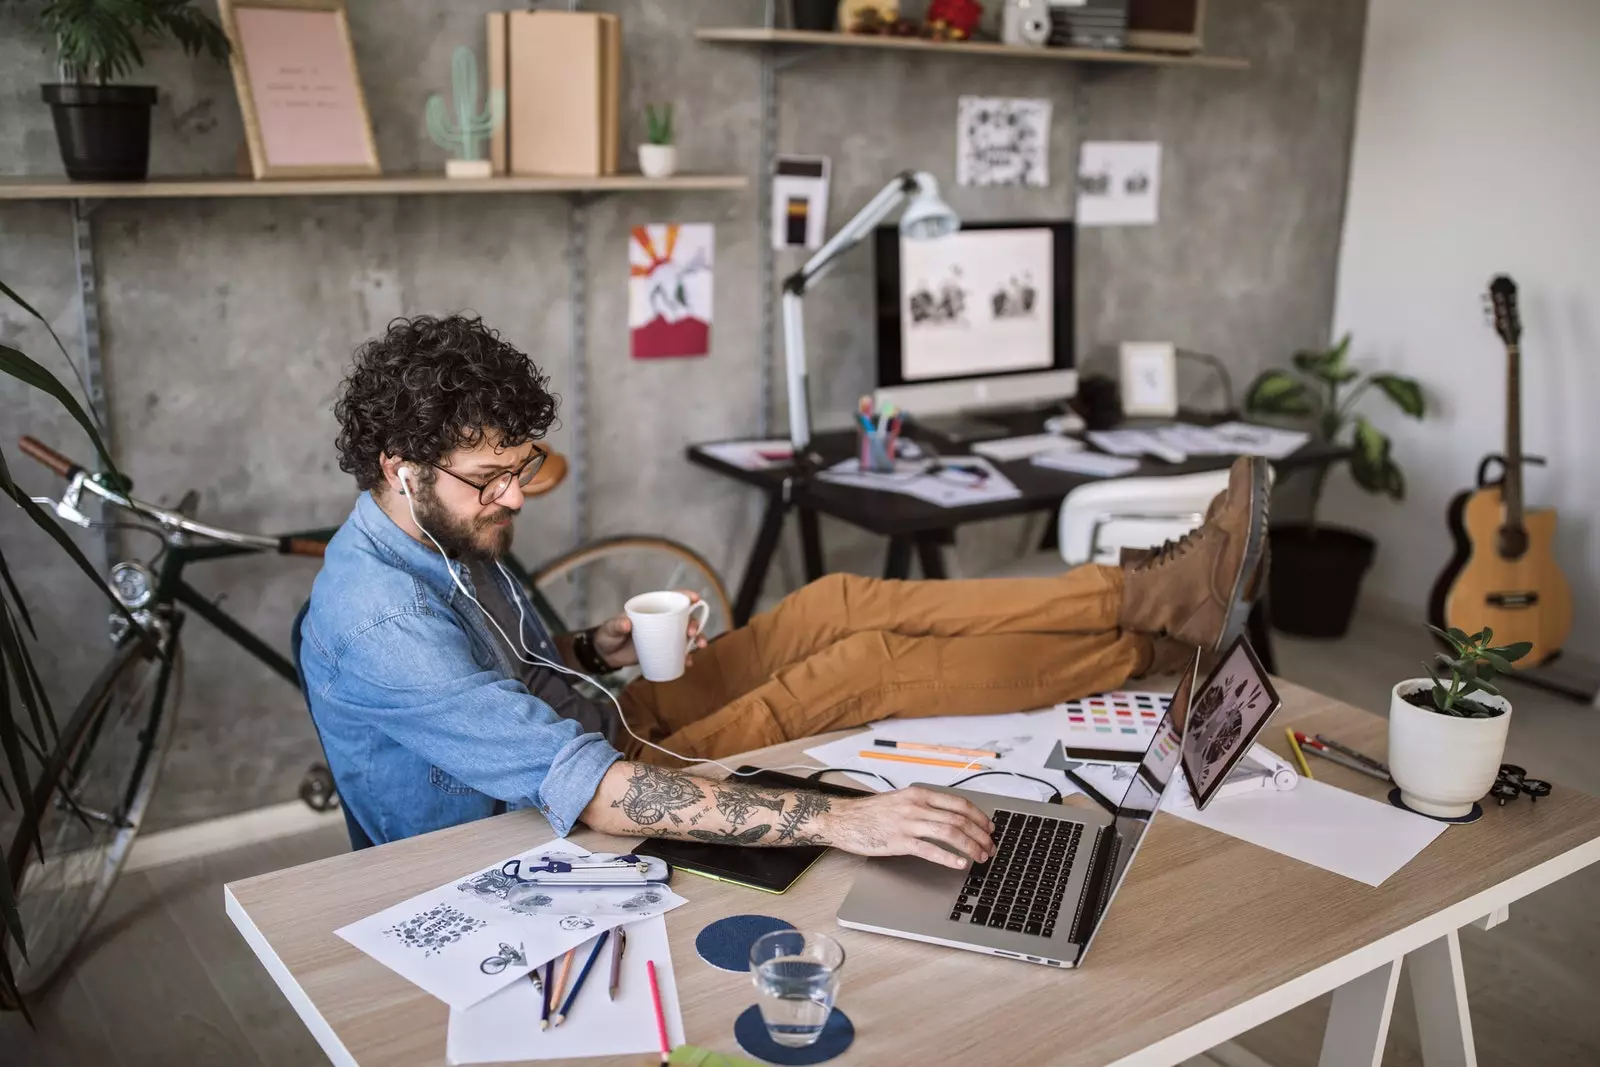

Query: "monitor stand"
left=908, top=412, right=1014, bottom=445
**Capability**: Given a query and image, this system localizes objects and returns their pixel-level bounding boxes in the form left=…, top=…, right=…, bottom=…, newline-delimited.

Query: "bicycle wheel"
left=0, top=627, right=182, bottom=1006
left=530, top=535, right=732, bottom=641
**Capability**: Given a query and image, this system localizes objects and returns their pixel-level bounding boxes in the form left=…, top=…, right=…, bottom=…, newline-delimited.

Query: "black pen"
left=1313, top=734, right=1389, bottom=774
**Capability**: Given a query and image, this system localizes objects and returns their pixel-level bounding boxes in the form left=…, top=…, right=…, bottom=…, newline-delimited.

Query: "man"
left=302, top=315, right=1268, bottom=871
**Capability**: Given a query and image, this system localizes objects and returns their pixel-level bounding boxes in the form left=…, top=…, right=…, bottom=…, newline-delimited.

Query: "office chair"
left=291, top=600, right=374, bottom=851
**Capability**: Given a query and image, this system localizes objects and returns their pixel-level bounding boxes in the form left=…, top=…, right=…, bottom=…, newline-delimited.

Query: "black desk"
left=687, top=422, right=1349, bottom=672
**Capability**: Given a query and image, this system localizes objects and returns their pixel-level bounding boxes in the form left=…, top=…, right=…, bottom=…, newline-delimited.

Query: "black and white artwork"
left=899, top=228, right=1055, bottom=382
left=957, top=96, right=1050, bottom=187
left=1182, top=641, right=1281, bottom=806
left=383, top=903, right=487, bottom=957
left=1077, top=141, right=1161, bottom=226
left=559, top=915, right=597, bottom=931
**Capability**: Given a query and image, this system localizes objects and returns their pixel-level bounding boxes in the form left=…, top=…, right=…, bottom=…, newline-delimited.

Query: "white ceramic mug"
left=624, top=590, right=710, bottom=683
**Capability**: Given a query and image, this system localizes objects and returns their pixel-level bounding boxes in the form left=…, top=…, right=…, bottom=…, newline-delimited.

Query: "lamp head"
left=898, top=172, right=960, bottom=240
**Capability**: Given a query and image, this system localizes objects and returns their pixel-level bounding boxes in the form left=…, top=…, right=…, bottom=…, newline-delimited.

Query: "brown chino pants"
left=618, top=565, right=1152, bottom=766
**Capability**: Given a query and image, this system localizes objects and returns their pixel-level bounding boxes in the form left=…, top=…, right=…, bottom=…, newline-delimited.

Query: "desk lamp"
left=782, top=169, right=960, bottom=465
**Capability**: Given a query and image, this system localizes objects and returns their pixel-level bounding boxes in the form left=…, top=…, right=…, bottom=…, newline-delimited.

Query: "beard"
left=411, top=483, right=515, bottom=561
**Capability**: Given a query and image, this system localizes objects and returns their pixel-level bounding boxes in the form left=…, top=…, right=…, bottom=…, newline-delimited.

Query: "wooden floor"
left=5, top=610, right=1598, bottom=1066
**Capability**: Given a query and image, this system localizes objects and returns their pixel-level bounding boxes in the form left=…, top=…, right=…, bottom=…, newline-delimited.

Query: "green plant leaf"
left=1445, top=626, right=1470, bottom=645
left=0, top=602, right=52, bottom=757
left=0, top=639, right=43, bottom=872
left=1347, top=416, right=1393, bottom=495
left=1474, top=678, right=1501, bottom=697
left=1492, top=641, right=1532, bottom=665
left=1371, top=373, right=1425, bottom=418
left=0, top=539, right=32, bottom=641
left=0, top=342, right=116, bottom=477
left=1244, top=371, right=1314, bottom=416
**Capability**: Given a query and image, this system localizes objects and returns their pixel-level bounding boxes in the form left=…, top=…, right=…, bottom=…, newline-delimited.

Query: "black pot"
left=791, top=0, right=838, bottom=31
left=42, top=83, right=158, bottom=182
left=1265, top=524, right=1376, bottom=639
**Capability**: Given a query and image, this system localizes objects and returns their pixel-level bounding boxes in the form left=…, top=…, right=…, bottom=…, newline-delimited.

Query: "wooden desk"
left=227, top=681, right=1600, bottom=1067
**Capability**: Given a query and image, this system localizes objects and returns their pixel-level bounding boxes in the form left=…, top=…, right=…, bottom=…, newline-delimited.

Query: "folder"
left=505, top=10, right=620, bottom=177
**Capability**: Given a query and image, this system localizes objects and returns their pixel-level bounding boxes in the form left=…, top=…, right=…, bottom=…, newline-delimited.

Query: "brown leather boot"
left=1117, top=456, right=1270, bottom=650
left=1136, top=637, right=1202, bottom=678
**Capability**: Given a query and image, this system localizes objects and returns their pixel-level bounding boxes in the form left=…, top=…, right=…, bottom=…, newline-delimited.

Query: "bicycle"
left=2, top=435, right=731, bottom=1006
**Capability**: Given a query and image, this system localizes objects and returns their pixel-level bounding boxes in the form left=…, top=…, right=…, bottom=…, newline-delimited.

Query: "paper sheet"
left=698, top=439, right=794, bottom=471
left=446, top=915, right=685, bottom=1064
left=1161, top=778, right=1446, bottom=886
left=336, top=842, right=687, bottom=1010
left=1031, top=451, right=1141, bottom=477
left=1086, top=423, right=1310, bottom=462
left=806, top=708, right=1081, bottom=802
left=817, top=456, right=1022, bottom=508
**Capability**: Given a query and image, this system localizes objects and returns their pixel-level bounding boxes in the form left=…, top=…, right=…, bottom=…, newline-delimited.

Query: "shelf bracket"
left=564, top=191, right=591, bottom=620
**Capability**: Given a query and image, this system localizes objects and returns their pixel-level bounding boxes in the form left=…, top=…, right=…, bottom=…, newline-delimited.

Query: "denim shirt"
left=299, top=492, right=622, bottom=845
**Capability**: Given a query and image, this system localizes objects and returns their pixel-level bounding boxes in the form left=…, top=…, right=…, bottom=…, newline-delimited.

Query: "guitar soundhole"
left=1487, top=592, right=1539, bottom=609
left=1497, top=526, right=1529, bottom=560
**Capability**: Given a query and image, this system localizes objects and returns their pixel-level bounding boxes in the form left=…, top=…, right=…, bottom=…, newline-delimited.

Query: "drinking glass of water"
left=749, top=930, right=845, bottom=1048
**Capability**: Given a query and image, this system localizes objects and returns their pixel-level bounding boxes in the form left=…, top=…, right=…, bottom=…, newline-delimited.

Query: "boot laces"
left=1145, top=525, right=1210, bottom=568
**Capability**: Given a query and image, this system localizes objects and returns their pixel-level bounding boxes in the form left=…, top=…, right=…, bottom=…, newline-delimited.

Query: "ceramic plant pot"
left=1388, top=678, right=1511, bottom=818
left=43, top=83, right=157, bottom=181
left=638, top=144, right=678, bottom=179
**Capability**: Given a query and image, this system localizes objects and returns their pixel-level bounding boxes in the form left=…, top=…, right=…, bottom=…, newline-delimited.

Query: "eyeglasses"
left=429, top=446, right=547, bottom=505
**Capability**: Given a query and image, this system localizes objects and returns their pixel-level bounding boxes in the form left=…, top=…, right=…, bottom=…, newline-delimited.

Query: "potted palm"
left=1245, top=335, right=1425, bottom=637
left=32, top=0, right=230, bottom=180
left=1390, top=626, right=1530, bottom=818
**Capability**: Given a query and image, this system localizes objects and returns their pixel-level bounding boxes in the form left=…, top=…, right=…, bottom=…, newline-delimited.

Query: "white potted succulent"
left=638, top=102, right=677, bottom=179
left=1389, top=626, right=1530, bottom=818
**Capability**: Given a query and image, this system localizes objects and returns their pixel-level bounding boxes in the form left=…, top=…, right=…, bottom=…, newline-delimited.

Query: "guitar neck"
left=1504, top=340, right=1524, bottom=525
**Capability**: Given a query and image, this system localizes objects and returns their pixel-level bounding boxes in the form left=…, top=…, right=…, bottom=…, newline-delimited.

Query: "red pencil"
left=647, top=959, right=670, bottom=1065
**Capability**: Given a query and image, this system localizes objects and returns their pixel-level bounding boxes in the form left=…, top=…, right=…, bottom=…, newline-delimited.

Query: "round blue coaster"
left=734, top=1004, right=855, bottom=1065
left=695, top=914, right=795, bottom=972
left=1388, top=787, right=1483, bottom=824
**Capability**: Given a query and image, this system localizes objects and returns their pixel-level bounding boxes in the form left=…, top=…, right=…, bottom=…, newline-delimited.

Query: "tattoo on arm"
left=712, top=783, right=787, bottom=828
left=611, top=763, right=706, bottom=828
left=776, top=790, right=831, bottom=845
left=688, top=825, right=773, bottom=846
left=594, top=763, right=833, bottom=848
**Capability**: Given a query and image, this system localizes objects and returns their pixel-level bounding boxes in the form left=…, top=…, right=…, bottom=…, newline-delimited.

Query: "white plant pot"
left=638, top=144, right=678, bottom=179
left=1388, top=679, right=1512, bottom=818
left=445, top=158, right=493, bottom=179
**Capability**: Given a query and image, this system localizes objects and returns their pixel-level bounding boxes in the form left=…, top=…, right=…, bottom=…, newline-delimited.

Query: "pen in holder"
left=858, top=424, right=898, bottom=473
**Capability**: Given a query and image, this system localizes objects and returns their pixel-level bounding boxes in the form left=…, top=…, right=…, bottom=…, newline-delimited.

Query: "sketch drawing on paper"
left=456, top=867, right=520, bottom=901
left=907, top=267, right=969, bottom=327
left=559, top=915, right=597, bottom=931
left=629, top=223, right=714, bottom=359
left=479, top=942, right=527, bottom=975
left=619, top=890, right=666, bottom=911
left=990, top=274, right=1038, bottom=320
left=383, top=903, right=486, bottom=957
left=957, top=96, right=1050, bottom=188
left=1184, top=642, right=1276, bottom=798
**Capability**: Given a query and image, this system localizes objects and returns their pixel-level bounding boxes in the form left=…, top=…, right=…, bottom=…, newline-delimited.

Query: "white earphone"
left=392, top=460, right=824, bottom=779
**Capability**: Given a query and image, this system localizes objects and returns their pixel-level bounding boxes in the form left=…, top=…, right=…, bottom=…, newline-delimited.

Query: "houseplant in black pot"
left=1245, top=334, right=1425, bottom=637
left=34, top=0, right=230, bottom=180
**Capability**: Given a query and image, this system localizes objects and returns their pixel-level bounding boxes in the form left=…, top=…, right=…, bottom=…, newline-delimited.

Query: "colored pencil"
left=539, top=959, right=553, bottom=1030
left=1296, top=736, right=1390, bottom=782
left=549, top=947, right=576, bottom=1023
left=554, top=930, right=610, bottom=1026
left=860, top=750, right=988, bottom=771
left=608, top=927, right=626, bottom=1000
left=873, top=738, right=999, bottom=759
left=647, top=959, right=670, bottom=1065
left=1312, top=733, right=1390, bottom=774
left=1284, top=727, right=1314, bottom=780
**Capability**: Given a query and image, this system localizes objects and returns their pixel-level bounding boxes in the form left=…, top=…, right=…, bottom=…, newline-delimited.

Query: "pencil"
left=647, top=959, right=670, bottom=1065
left=608, top=927, right=626, bottom=1000
left=554, top=930, right=610, bottom=1026
left=539, top=959, right=553, bottom=1030
left=1311, top=733, right=1390, bottom=774
left=1284, top=727, right=1314, bottom=780
left=549, top=947, right=576, bottom=1024
left=1298, top=739, right=1390, bottom=782
left=873, top=739, right=1000, bottom=759
left=860, top=750, right=988, bottom=771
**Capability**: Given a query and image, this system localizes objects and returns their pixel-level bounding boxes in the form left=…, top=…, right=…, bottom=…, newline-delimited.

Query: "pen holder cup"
left=857, top=428, right=897, bottom=474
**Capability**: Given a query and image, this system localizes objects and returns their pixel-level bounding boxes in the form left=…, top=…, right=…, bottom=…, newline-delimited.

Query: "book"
left=506, top=11, right=618, bottom=177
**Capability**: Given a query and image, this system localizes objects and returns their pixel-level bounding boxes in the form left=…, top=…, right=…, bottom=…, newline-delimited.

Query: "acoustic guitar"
left=1429, top=275, right=1572, bottom=664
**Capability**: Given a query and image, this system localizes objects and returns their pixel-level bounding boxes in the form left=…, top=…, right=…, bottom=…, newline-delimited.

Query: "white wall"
left=1328, top=0, right=1600, bottom=660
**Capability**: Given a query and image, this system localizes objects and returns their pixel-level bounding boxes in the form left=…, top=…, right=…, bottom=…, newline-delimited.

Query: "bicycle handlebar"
left=19, top=435, right=80, bottom=479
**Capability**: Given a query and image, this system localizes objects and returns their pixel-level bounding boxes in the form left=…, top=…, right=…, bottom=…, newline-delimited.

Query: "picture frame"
left=1119, top=341, right=1179, bottom=417
left=218, top=0, right=381, bottom=179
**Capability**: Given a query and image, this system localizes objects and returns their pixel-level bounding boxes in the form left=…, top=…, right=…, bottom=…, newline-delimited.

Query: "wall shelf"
left=694, top=27, right=1249, bottom=71
left=0, top=172, right=747, bottom=201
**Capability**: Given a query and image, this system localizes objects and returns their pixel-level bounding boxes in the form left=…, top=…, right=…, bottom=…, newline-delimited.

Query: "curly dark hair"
left=334, top=314, right=559, bottom=491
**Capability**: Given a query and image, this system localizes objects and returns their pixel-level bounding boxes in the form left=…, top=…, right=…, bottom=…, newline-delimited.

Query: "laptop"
left=838, top=646, right=1270, bottom=968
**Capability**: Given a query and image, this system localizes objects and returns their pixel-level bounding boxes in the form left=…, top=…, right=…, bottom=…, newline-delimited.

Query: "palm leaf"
left=0, top=344, right=116, bottom=478
left=0, top=278, right=101, bottom=440
left=0, top=537, right=32, bottom=640
left=0, top=602, right=52, bottom=757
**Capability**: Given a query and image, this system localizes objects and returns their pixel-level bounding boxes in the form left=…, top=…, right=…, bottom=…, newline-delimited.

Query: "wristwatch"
left=570, top=626, right=612, bottom=675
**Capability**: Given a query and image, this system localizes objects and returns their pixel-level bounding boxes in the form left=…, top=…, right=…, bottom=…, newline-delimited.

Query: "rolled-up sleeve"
left=332, top=610, right=621, bottom=835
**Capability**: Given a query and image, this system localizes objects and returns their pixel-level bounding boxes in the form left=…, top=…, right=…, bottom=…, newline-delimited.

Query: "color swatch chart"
left=1057, top=690, right=1170, bottom=742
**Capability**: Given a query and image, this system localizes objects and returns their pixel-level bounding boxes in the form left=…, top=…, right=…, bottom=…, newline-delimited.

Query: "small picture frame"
left=218, top=0, right=380, bottom=179
left=1119, top=341, right=1179, bottom=417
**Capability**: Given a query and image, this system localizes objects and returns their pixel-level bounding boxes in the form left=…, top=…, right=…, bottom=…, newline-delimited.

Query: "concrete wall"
left=1328, top=0, right=1600, bottom=661
left=1, top=0, right=1367, bottom=830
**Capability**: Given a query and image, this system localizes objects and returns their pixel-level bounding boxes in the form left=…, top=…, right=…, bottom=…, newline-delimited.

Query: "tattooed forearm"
left=776, top=790, right=832, bottom=845
left=712, top=783, right=787, bottom=828
left=688, top=825, right=773, bottom=846
left=610, top=763, right=706, bottom=827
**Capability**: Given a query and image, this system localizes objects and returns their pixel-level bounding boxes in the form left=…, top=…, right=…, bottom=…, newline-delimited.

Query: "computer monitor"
left=873, top=220, right=1076, bottom=419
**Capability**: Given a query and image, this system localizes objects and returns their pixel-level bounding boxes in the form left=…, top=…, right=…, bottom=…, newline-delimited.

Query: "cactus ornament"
left=427, top=45, right=504, bottom=178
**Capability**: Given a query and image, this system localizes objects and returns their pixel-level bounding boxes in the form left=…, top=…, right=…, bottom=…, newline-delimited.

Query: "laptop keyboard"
left=948, top=809, right=1082, bottom=938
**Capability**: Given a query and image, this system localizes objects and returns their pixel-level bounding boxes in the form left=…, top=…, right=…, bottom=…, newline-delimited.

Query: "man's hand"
left=590, top=590, right=709, bottom=669
left=826, top=787, right=994, bottom=870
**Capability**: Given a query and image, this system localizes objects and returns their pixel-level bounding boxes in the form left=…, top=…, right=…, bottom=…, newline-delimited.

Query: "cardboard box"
left=498, top=10, right=620, bottom=177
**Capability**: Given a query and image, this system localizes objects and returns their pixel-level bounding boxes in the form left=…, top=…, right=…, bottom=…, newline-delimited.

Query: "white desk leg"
left=1408, top=930, right=1478, bottom=1067
left=1318, top=958, right=1401, bottom=1067
left=1470, top=905, right=1509, bottom=932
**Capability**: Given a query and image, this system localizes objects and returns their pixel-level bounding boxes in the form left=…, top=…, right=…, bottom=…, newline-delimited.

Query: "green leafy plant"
left=1245, top=334, right=1425, bottom=526
left=1422, top=625, right=1531, bottom=717
left=1, top=277, right=135, bottom=1015
left=644, top=102, right=674, bottom=146
left=35, top=0, right=230, bottom=84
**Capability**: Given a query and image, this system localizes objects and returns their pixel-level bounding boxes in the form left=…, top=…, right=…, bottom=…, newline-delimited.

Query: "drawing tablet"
left=1182, top=636, right=1281, bottom=810
left=632, top=768, right=870, bottom=895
